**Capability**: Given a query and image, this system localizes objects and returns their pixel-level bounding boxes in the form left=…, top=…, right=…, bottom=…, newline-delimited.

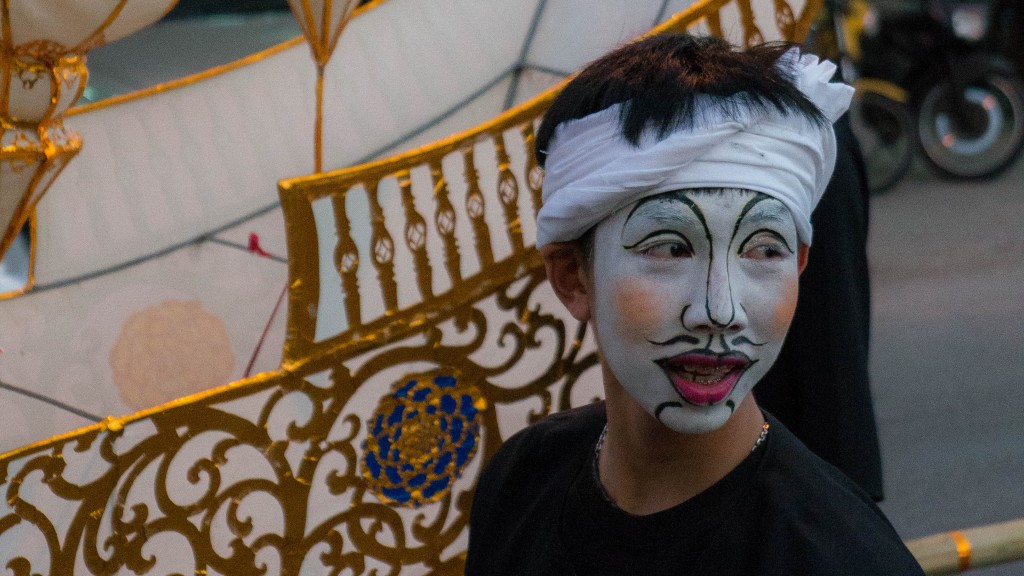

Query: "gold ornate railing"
left=0, top=1, right=823, bottom=574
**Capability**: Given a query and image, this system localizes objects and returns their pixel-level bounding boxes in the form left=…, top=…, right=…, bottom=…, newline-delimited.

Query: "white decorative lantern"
left=0, top=0, right=180, bottom=262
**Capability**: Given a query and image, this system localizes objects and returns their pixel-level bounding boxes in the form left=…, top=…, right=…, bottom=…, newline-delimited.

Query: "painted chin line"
left=651, top=354, right=757, bottom=420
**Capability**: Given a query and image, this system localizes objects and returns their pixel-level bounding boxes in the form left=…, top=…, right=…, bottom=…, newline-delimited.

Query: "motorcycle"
left=810, top=0, right=916, bottom=193
left=859, top=0, right=1024, bottom=179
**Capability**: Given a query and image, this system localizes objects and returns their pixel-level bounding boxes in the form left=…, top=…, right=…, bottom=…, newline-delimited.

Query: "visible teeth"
left=690, top=364, right=729, bottom=375
left=679, top=365, right=732, bottom=383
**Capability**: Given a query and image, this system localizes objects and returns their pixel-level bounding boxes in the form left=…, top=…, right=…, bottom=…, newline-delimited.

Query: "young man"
left=467, top=34, right=924, bottom=574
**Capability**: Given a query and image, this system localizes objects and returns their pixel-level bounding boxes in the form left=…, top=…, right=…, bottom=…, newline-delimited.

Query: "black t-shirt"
left=467, top=402, right=924, bottom=575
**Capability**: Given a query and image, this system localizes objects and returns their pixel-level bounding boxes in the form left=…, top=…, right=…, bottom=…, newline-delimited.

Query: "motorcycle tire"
left=849, top=89, right=914, bottom=193
left=916, top=72, right=1024, bottom=179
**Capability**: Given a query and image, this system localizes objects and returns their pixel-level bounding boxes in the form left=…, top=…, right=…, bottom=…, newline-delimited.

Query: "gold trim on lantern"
left=0, top=208, right=35, bottom=299
left=66, top=0, right=388, bottom=117
left=66, top=36, right=305, bottom=117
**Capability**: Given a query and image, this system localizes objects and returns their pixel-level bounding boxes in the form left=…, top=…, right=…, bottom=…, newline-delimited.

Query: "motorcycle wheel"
left=916, top=73, right=1024, bottom=179
left=849, top=90, right=914, bottom=193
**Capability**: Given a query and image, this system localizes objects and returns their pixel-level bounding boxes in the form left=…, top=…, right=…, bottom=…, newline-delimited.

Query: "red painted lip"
left=655, top=352, right=751, bottom=406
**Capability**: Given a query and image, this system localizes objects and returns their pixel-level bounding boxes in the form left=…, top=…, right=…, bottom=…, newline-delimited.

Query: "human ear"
left=797, top=243, right=810, bottom=275
left=540, top=243, right=592, bottom=323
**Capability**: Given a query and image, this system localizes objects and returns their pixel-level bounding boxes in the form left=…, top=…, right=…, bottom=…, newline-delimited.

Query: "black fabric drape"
left=754, top=115, right=884, bottom=501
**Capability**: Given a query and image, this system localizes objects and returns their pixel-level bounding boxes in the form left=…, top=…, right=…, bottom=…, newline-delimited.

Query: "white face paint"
left=590, top=189, right=801, bottom=434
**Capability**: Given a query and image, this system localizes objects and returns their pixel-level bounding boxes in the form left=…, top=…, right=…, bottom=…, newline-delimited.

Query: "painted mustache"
left=654, top=350, right=753, bottom=406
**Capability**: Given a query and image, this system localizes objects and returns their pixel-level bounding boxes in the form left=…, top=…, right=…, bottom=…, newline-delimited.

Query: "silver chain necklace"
left=593, top=419, right=770, bottom=476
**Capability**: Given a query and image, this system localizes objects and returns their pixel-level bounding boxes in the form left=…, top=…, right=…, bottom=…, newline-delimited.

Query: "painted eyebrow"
left=742, top=204, right=792, bottom=226
left=731, top=196, right=797, bottom=255
left=730, top=194, right=792, bottom=242
left=622, top=192, right=709, bottom=241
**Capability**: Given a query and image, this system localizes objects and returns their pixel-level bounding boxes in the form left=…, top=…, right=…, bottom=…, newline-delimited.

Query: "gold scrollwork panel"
left=0, top=269, right=600, bottom=574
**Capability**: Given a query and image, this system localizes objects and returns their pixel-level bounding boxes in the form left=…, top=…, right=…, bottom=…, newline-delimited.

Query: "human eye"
left=629, top=232, right=693, bottom=259
left=739, top=230, right=792, bottom=261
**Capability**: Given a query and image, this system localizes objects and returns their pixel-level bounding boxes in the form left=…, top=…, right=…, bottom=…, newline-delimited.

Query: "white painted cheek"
left=737, top=269, right=799, bottom=342
left=726, top=270, right=796, bottom=404
left=593, top=276, right=627, bottom=354
left=769, top=272, right=801, bottom=338
left=592, top=272, right=682, bottom=416
left=591, top=250, right=631, bottom=347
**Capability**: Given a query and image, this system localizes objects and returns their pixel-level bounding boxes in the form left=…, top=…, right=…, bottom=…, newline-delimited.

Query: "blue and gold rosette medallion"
left=362, top=370, right=486, bottom=507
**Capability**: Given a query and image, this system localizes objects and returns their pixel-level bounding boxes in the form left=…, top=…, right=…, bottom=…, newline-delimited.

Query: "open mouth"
left=654, top=351, right=752, bottom=406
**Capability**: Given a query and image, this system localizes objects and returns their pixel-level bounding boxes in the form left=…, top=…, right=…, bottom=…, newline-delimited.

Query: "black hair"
left=535, top=34, right=827, bottom=167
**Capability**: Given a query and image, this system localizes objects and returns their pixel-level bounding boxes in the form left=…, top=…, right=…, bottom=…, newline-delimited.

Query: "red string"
left=247, top=232, right=273, bottom=258
left=244, top=283, right=288, bottom=378
left=244, top=232, right=284, bottom=377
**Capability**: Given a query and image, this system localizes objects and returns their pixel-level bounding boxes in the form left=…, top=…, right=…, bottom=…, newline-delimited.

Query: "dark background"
left=164, top=0, right=289, bottom=19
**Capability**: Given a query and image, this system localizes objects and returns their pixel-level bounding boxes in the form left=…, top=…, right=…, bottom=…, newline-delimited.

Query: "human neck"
left=597, top=383, right=766, bottom=516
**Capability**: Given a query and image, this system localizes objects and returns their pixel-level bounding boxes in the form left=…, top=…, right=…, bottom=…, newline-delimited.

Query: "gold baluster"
left=366, top=179, right=399, bottom=314
left=520, top=122, right=544, bottom=218
left=430, top=159, right=463, bottom=285
left=462, top=146, right=494, bottom=269
left=772, top=0, right=796, bottom=40
left=706, top=9, right=724, bottom=38
left=331, top=188, right=362, bottom=328
left=737, top=0, right=765, bottom=47
left=493, top=132, right=524, bottom=254
left=397, top=169, right=434, bottom=300
left=793, top=0, right=824, bottom=43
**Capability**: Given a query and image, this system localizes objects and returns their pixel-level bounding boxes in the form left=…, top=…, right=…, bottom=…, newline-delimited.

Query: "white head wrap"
left=535, top=49, right=854, bottom=248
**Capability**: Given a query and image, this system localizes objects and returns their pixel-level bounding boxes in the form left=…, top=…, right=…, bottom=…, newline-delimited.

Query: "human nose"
left=681, top=259, right=746, bottom=334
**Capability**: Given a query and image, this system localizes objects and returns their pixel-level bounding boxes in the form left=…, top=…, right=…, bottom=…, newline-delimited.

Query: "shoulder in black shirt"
left=467, top=402, right=923, bottom=576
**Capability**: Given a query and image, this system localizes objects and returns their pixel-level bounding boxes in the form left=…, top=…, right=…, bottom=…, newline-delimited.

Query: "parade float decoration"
left=0, top=0, right=836, bottom=574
